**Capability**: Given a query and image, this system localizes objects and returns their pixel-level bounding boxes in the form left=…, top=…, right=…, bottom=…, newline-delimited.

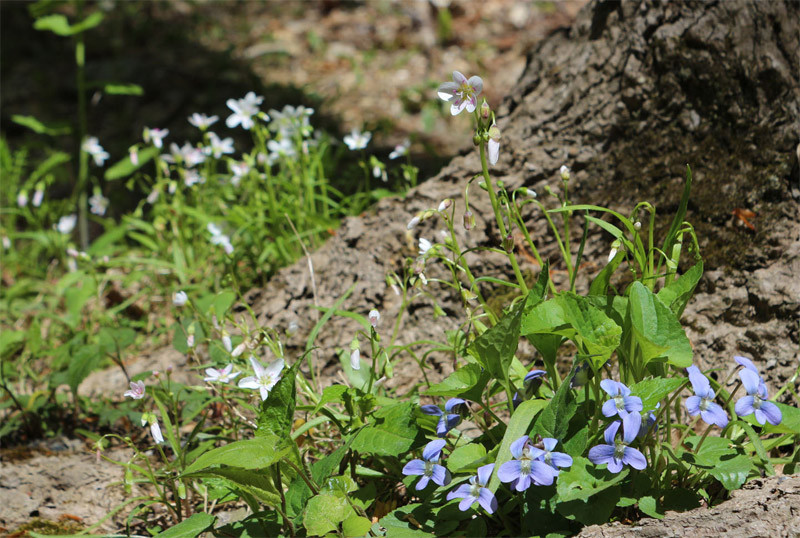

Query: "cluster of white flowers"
left=207, top=222, right=234, bottom=255
left=226, top=92, right=265, bottom=130
left=82, top=136, right=110, bottom=166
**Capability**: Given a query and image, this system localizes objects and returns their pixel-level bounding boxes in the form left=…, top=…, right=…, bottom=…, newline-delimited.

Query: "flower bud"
left=129, top=146, right=139, bottom=166
left=437, top=198, right=452, bottom=212
left=407, top=215, right=421, bottom=230
left=472, top=133, right=482, bottom=146
left=463, top=210, right=475, bottom=231
left=480, top=99, right=491, bottom=120
left=350, top=348, right=361, bottom=371
left=368, top=309, right=381, bottom=328
left=503, top=234, right=515, bottom=253
left=232, top=342, right=247, bottom=357
left=633, top=221, right=642, bottom=231
left=608, top=240, right=621, bottom=263
left=560, top=165, right=571, bottom=181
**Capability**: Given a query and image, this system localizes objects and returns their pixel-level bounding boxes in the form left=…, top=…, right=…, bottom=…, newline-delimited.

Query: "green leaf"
left=157, top=512, right=215, bottom=537
left=304, top=492, right=351, bottom=536
left=183, top=435, right=288, bottom=474
left=184, top=467, right=282, bottom=506
left=104, top=83, right=143, bottom=96
left=662, top=164, right=693, bottom=260
left=448, top=443, right=487, bottom=472
left=425, top=363, right=489, bottom=401
left=487, top=399, right=548, bottom=493
left=57, top=344, right=102, bottom=393
left=534, top=367, right=577, bottom=441
left=351, top=402, right=420, bottom=457
left=29, top=151, right=71, bottom=181
left=342, top=513, right=372, bottom=537
left=105, top=146, right=159, bottom=181
left=33, top=12, right=103, bottom=36
left=556, top=486, right=621, bottom=526
left=256, top=360, right=300, bottom=439
left=628, top=282, right=693, bottom=368
left=637, top=495, right=663, bottom=519
left=630, top=377, right=685, bottom=412
left=657, top=261, right=703, bottom=317
left=556, top=456, right=629, bottom=502
left=589, top=246, right=626, bottom=296
left=521, top=293, right=622, bottom=369
left=314, top=384, right=348, bottom=413
left=97, top=327, right=137, bottom=355
left=378, top=505, right=434, bottom=537
left=468, top=299, right=524, bottom=382
left=708, top=454, right=752, bottom=491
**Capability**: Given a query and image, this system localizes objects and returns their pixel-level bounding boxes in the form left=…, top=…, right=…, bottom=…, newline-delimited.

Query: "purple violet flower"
left=735, top=368, right=782, bottom=426
left=402, top=439, right=451, bottom=490
left=420, top=398, right=467, bottom=437
left=685, top=365, right=729, bottom=428
left=497, top=435, right=557, bottom=492
left=600, top=379, right=643, bottom=438
left=588, top=420, right=647, bottom=473
left=513, top=369, right=546, bottom=408
left=446, top=463, right=498, bottom=514
left=539, top=438, right=573, bottom=474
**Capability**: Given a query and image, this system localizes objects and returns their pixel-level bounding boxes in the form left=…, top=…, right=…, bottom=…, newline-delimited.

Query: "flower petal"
left=477, top=488, right=497, bottom=514
left=446, top=483, right=472, bottom=501
left=606, top=457, right=624, bottom=473
left=488, top=138, right=500, bottom=165
left=739, top=368, right=762, bottom=395
left=602, top=399, right=619, bottom=418
left=588, top=444, right=615, bottom=466
left=622, top=447, right=647, bottom=470
left=420, top=405, right=443, bottom=416
left=237, top=376, right=259, bottom=390
left=760, top=401, right=782, bottom=425
left=530, top=461, right=556, bottom=486
left=264, top=358, right=284, bottom=378
left=600, top=379, right=619, bottom=397
left=476, top=463, right=494, bottom=486
left=515, top=474, right=532, bottom=492
left=703, top=402, right=729, bottom=428
left=468, top=76, right=483, bottom=95
left=450, top=99, right=468, bottom=116
left=624, top=395, right=643, bottom=413
left=603, top=421, right=621, bottom=445
left=509, top=436, right=529, bottom=459
left=735, top=395, right=755, bottom=417
left=622, top=412, right=642, bottom=443
left=550, top=452, right=573, bottom=469
left=437, top=82, right=459, bottom=101
left=458, top=495, right=477, bottom=512
left=687, top=365, right=711, bottom=396
left=734, top=355, right=759, bottom=372
left=249, top=356, right=265, bottom=378
left=430, top=464, right=451, bottom=486
left=453, top=71, right=467, bottom=85
left=402, top=459, right=425, bottom=476
left=423, top=439, right=447, bottom=461
left=415, top=475, right=430, bottom=490
left=685, top=395, right=701, bottom=416
left=445, top=398, right=466, bottom=413
left=497, top=460, right=522, bottom=484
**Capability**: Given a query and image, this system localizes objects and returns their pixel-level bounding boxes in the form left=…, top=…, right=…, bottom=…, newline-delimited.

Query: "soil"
left=3, top=0, right=800, bottom=536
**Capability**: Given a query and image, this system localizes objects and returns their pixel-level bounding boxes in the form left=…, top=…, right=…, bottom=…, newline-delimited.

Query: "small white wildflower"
left=183, top=169, right=204, bottom=187
left=56, top=214, right=77, bottom=234
left=143, top=127, right=169, bottom=149
left=129, top=146, right=139, bottom=165
left=173, top=291, right=188, bottom=306
left=17, top=191, right=28, bottom=207
left=204, top=132, right=235, bottom=159
left=437, top=199, right=452, bottom=212
left=2, top=236, right=10, bottom=249
left=343, top=128, right=371, bottom=151
left=188, top=113, right=219, bottom=130
left=187, top=333, right=195, bottom=348
left=350, top=348, right=361, bottom=371
left=82, top=137, right=110, bottom=166
left=368, top=309, right=381, bottom=328
left=222, top=333, right=232, bottom=353
left=226, top=92, right=264, bottom=130
left=634, top=221, right=642, bottom=231
left=419, top=237, right=433, bottom=256
left=437, top=71, right=483, bottom=116
left=407, top=215, right=421, bottom=230
left=560, top=165, right=571, bottom=181
left=389, top=139, right=410, bottom=160
left=32, top=188, right=44, bottom=207
left=146, top=189, right=159, bottom=204
left=232, top=342, right=247, bottom=357
left=487, top=121, right=501, bottom=165
left=124, top=380, right=146, bottom=400
left=204, top=364, right=240, bottom=384
left=163, top=142, right=205, bottom=167
left=608, top=240, right=621, bottom=262
left=238, top=356, right=284, bottom=401
left=89, top=192, right=109, bottom=216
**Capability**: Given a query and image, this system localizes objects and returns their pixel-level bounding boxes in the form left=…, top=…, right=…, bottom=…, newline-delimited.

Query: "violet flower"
left=600, top=379, right=643, bottom=437
left=538, top=438, right=573, bottom=474
left=735, top=368, right=782, bottom=426
left=588, top=420, right=647, bottom=473
left=685, top=365, right=728, bottom=428
left=402, top=439, right=451, bottom=490
left=421, top=398, right=467, bottom=437
left=497, top=435, right=557, bottom=491
left=446, top=463, right=498, bottom=513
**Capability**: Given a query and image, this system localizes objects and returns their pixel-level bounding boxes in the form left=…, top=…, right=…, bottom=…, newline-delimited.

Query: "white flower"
left=163, top=142, right=206, bottom=167
left=226, top=92, right=264, bottom=130
left=124, top=380, right=146, bottom=400
left=343, top=128, right=371, bottom=151
left=560, top=165, right=571, bottom=181
left=129, top=146, right=139, bottom=165
left=232, top=342, right=247, bottom=358
left=222, top=334, right=232, bottom=352
left=368, top=309, right=381, bottom=328
left=56, top=214, right=77, bottom=234
left=173, top=291, right=188, bottom=306
left=407, top=215, right=421, bottom=230
left=89, top=193, right=109, bottom=216
left=437, top=199, right=452, bottom=212
left=17, top=191, right=28, bottom=207
left=608, top=240, right=621, bottom=263
left=205, top=132, right=235, bottom=159
left=82, top=136, right=110, bottom=166
left=389, top=139, right=410, bottom=160
left=268, top=104, right=314, bottom=138
left=211, top=234, right=234, bottom=255
left=32, top=188, right=44, bottom=207
left=231, top=161, right=250, bottom=180
left=418, top=237, right=433, bottom=256
left=487, top=121, right=501, bottom=165
left=141, top=414, right=164, bottom=444
left=188, top=113, right=219, bottom=130
left=183, top=169, right=205, bottom=187
left=143, top=127, right=169, bottom=149
left=207, top=222, right=223, bottom=237
left=350, top=348, right=361, bottom=370
left=238, top=356, right=284, bottom=401
left=187, top=333, right=195, bottom=348
left=267, top=138, right=297, bottom=161
left=146, top=189, right=159, bottom=204
left=437, top=71, right=483, bottom=116
left=2, top=236, right=10, bottom=249
left=204, top=364, right=240, bottom=384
